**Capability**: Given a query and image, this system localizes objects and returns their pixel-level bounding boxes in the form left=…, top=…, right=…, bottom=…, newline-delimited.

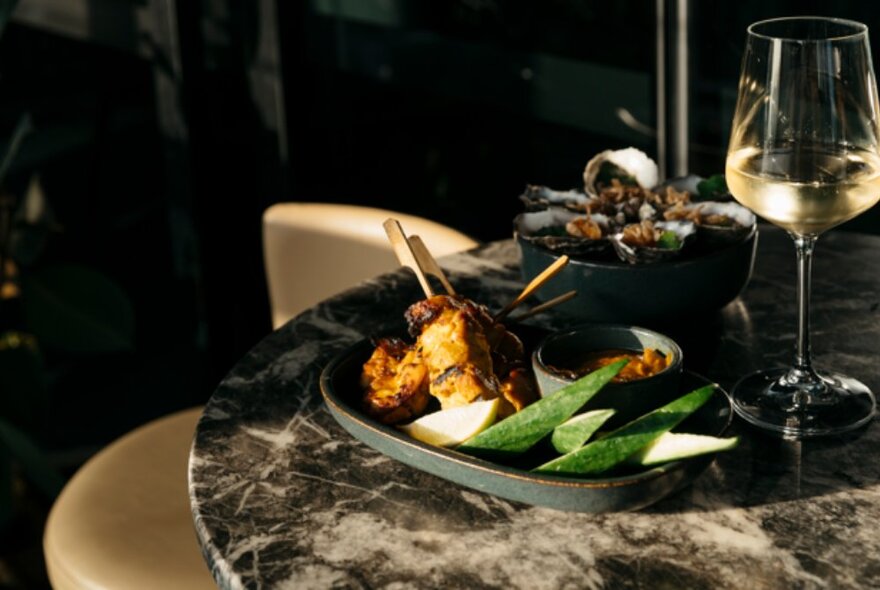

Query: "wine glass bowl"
left=726, top=17, right=879, bottom=438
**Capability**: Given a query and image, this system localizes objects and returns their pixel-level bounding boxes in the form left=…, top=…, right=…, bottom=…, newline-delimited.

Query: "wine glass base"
left=732, top=368, right=876, bottom=439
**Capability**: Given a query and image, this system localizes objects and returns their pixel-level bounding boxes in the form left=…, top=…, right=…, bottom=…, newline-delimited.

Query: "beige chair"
left=43, top=407, right=216, bottom=589
left=41, top=203, right=472, bottom=590
left=262, top=202, right=479, bottom=329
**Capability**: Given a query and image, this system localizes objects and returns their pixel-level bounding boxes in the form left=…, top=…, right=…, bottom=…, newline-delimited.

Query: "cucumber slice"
left=533, top=384, right=715, bottom=476
left=457, top=359, right=627, bottom=457
left=551, top=409, right=616, bottom=454
left=628, top=432, right=738, bottom=466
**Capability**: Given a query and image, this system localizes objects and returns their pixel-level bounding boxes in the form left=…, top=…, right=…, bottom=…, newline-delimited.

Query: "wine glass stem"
left=793, top=234, right=817, bottom=376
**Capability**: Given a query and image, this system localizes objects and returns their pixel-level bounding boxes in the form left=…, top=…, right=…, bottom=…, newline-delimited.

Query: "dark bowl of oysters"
left=515, top=148, right=758, bottom=325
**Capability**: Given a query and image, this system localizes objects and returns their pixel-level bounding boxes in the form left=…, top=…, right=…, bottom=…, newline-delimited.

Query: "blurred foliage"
left=0, top=0, right=137, bottom=524
left=0, top=418, right=64, bottom=498
left=0, top=130, right=137, bottom=531
left=22, top=265, right=134, bottom=354
left=0, top=332, right=47, bottom=432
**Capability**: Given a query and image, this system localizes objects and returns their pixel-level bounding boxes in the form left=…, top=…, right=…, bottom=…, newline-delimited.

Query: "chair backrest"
left=262, top=202, right=479, bottom=329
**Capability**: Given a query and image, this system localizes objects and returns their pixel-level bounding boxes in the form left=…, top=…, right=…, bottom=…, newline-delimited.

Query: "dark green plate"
left=320, top=338, right=733, bottom=513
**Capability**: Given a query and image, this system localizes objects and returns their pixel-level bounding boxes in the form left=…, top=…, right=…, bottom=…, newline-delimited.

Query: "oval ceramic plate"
left=320, top=338, right=733, bottom=513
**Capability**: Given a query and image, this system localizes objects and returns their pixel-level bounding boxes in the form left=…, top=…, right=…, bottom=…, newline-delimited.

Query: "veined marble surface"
left=189, top=227, right=880, bottom=589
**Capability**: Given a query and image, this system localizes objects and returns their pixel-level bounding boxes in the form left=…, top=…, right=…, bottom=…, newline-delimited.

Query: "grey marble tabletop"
left=189, top=226, right=880, bottom=589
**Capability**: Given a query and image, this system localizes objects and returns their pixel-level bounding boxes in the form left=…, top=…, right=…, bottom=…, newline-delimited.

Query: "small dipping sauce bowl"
left=532, top=324, right=684, bottom=428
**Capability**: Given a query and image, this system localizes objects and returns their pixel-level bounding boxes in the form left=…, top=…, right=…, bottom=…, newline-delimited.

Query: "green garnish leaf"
left=697, top=174, right=728, bottom=200
left=657, top=230, right=681, bottom=249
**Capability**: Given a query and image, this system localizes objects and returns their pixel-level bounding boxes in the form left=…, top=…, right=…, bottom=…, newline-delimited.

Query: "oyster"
left=519, top=185, right=592, bottom=212
left=588, top=179, right=654, bottom=222
left=583, top=147, right=659, bottom=199
left=610, top=220, right=696, bottom=264
left=515, top=208, right=614, bottom=258
left=584, top=178, right=689, bottom=226
left=517, top=148, right=745, bottom=264
left=663, top=201, right=755, bottom=245
left=659, top=174, right=733, bottom=202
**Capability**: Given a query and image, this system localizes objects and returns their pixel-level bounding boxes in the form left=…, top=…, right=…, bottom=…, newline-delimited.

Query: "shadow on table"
left=645, top=419, right=880, bottom=514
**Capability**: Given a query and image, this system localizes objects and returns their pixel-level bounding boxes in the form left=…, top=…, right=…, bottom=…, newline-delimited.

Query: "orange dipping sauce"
left=552, top=348, right=670, bottom=383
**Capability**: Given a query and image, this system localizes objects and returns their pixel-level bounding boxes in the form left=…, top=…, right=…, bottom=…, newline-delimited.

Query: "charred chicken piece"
left=406, top=295, right=504, bottom=410
left=361, top=295, right=538, bottom=424
left=360, top=336, right=430, bottom=424
left=499, top=366, right=539, bottom=417
left=405, top=295, right=533, bottom=416
left=407, top=295, right=525, bottom=367
left=483, top=324, right=532, bottom=416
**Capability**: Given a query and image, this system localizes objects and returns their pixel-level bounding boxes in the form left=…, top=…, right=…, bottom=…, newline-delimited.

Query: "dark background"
left=1, top=1, right=880, bottom=586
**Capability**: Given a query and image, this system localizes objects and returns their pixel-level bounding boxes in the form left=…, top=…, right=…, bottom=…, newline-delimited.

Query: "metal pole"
left=657, top=0, right=689, bottom=180
left=655, top=0, right=667, bottom=181
left=673, top=0, right=689, bottom=177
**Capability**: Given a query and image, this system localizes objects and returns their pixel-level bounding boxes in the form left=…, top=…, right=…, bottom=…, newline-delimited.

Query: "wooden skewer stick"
left=509, top=290, right=577, bottom=322
left=494, top=255, right=570, bottom=321
left=408, top=235, right=456, bottom=295
left=383, top=218, right=434, bottom=298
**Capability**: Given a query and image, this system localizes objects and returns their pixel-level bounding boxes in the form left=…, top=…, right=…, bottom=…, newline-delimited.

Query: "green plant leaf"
left=0, top=331, right=48, bottom=431
left=0, top=112, right=32, bottom=187
left=657, top=230, right=681, bottom=250
left=21, top=265, right=135, bottom=353
left=0, top=444, right=10, bottom=528
left=696, top=174, right=728, bottom=200
left=10, top=176, right=54, bottom=266
left=0, top=418, right=65, bottom=498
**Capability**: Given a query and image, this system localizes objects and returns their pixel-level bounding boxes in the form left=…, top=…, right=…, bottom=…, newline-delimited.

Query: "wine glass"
left=726, top=17, right=880, bottom=438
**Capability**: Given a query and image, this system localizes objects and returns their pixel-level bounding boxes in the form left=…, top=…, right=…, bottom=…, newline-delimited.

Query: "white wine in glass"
left=726, top=17, right=880, bottom=438
left=727, top=146, right=880, bottom=235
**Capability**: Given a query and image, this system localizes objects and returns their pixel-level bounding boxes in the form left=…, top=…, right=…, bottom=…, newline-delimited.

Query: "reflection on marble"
left=189, top=227, right=880, bottom=589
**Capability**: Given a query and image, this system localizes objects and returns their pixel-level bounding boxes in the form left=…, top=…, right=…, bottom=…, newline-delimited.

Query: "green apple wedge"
left=398, top=398, right=500, bottom=447
left=533, top=384, right=715, bottom=476
left=457, top=359, right=627, bottom=458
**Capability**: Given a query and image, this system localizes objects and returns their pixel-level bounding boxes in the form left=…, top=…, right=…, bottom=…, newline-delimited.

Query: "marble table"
left=189, top=226, right=880, bottom=589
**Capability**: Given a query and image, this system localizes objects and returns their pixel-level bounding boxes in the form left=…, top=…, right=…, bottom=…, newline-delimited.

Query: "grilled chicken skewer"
left=363, top=295, right=538, bottom=422
left=363, top=222, right=544, bottom=424
left=406, top=295, right=536, bottom=417
left=494, top=255, right=569, bottom=321
left=509, top=289, right=578, bottom=322
left=383, top=218, right=436, bottom=298
left=408, top=235, right=457, bottom=295
left=360, top=337, right=430, bottom=424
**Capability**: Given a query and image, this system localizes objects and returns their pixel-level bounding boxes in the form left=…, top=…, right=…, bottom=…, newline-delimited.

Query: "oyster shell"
left=656, top=175, right=701, bottom=196
left=514, top=208, right=614, bottom=258
left=659, top=174, right=733, bottom=202
left=583, top=147, right=659, bottom=199
left=610, top=220, right=696, bottom=264
left=517, top=149, right=745, bottom=264
left=663, top=201, right=755, bottom=246
left=519, top=185, right=592, bottom=212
